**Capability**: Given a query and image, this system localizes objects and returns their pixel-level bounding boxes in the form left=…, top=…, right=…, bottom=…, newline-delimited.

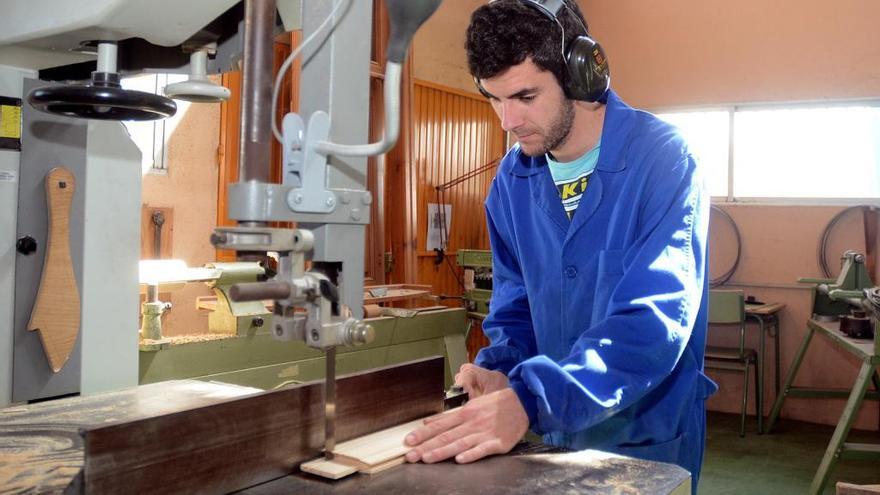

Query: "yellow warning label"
left=1, top=105, right=22, bottom=140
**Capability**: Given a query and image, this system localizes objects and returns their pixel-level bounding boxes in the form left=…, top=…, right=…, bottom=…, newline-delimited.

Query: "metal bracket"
left=210, top=226, right=313, bottom=253
left=226, top=182, right=371, bottom=224
left=283, top=111, right=337, bottom=213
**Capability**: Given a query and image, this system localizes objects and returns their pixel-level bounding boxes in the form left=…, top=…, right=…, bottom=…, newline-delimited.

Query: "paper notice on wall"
left=427, top=203, right=452, bottom=251
left=0, top=170, right=16, bottom=183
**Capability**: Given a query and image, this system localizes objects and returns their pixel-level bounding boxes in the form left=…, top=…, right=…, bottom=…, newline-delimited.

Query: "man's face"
left=479, top=59, right=574, bottom=157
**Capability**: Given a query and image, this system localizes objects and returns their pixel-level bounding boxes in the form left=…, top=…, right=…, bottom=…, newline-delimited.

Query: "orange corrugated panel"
left=410, top=81, right=504, bottom=300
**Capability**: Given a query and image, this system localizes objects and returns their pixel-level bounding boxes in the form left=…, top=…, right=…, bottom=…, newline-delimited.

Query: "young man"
left=405, top=0, right=715, bottom=489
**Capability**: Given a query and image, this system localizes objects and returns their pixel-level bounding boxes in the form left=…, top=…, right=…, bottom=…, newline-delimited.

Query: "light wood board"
left=299, top=459, right=358, bottom=480
left=301, top=411, right=465, bottom=479
left=27, top=167, right=80, bottom=372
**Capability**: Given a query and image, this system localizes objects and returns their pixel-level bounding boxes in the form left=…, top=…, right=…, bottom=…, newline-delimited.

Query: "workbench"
left=1, top=379, right=691, bottom=494
left=242, top=443, right=691, bottom=494
left=766, top=318, right=880, bottom=495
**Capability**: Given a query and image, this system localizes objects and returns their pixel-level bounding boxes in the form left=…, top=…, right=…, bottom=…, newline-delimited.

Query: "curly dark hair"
left=465, top=0, right=590, bottom=89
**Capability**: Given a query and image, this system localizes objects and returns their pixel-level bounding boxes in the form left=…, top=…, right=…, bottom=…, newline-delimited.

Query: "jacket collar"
left=508, top=89, right=634, bottom=177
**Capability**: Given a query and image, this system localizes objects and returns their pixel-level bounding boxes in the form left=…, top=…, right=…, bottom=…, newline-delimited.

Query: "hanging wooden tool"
left=27, top=167, right=80, bottom=372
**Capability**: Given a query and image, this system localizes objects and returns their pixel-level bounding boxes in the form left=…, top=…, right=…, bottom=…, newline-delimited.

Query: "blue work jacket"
left=476, top=90, right=716, bottom=486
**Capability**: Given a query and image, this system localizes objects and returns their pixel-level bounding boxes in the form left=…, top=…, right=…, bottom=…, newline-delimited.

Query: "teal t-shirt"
left=547, top=141, right=600, bottom=220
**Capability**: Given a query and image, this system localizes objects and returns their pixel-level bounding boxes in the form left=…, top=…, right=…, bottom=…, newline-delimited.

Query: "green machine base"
left=139, top=308, right=468, bottom=390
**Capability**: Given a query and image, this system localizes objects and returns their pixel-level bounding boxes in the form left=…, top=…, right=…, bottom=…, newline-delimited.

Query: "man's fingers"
left=410, top=424, right=470, bottom=460
left=455, top=366, right=481, bottom=396
left=454, top=438, right=504, bottom=464
left=405, top=409, right=463, bottom=445
left=421, top=407, right=463, bottom=425
left=455, top=363, right=478, bottom=384
left=420, top=432, right=483, bottom=464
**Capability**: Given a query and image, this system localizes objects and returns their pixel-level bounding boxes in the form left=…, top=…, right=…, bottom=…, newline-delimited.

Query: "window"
left=655, top=110, right=729, bottom=198
left=656, top=103, right=880, bottom=201
left=121, top=74, right=191, bottom=175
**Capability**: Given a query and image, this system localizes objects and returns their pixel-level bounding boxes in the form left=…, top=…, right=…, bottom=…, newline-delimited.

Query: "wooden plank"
left=363, top=285, right=434, bottom=304
left=80, top=357, right=444, bottom=494
left=300, top=454, right=405, bottom=479
left=301, top=409, right=468, bottom=480
left=333, top=417, right=424, bottom=466
left=27, top=167, right=80, bottom=373
left=300, top=458, right=359, bottom=480
left=300, top=418, right=422, bottom=479
left=355, top=455, right=406, bottom=474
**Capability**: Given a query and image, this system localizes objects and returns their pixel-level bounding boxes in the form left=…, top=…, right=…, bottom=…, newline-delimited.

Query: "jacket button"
left=565, top=265, right=578, bottom=278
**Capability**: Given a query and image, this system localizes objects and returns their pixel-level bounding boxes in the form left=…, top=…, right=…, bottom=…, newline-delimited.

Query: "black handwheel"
left=27, top=73, right=176, bottom=121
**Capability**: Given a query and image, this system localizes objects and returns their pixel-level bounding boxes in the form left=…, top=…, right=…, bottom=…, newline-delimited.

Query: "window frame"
left=122, top=73, right=192, bottom=175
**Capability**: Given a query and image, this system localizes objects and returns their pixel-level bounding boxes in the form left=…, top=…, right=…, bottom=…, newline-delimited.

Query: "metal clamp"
left=283, top=111, right=338, bottom=213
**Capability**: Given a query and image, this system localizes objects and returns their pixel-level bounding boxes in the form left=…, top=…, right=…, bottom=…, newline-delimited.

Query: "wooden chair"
left=705, top=289, right=760, bottom=437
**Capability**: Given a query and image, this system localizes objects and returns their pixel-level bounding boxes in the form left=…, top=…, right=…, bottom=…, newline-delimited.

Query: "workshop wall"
left=412, top=0, right=484, bottom=95
left=414, top=0, right=880, bottom=105
left=708, top=205, right=879, bottom=431
left=579, top=0, right=880, bottom=108
left=411, top=80, right=506, bottom=299
left=141, top=102, right=221, bottom=338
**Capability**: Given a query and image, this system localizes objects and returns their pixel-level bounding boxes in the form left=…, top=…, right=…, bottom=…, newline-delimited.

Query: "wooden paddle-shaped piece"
left=27, top=167, right=80, bottom=372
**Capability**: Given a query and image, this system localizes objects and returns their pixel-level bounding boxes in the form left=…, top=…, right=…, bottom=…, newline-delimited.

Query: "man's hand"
left=455, top=363, right=509, bottom=398
left=404, top=387, right=528, bottom=464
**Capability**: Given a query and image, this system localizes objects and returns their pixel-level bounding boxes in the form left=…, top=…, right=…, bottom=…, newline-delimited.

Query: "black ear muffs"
left=564, top=34, right=610, bottom=102
left=518, top=0, right=610, bottom=102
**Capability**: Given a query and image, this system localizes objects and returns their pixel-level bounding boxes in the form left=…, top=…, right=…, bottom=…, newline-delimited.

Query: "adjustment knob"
left=16, top=236, right=38, bottom=255
left=345, top=320, right=375, bottom=346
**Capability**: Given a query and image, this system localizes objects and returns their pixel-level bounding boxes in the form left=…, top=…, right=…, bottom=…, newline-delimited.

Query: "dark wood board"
left=0, top=380, right=261, bottom=494
left=81, top=356, right=444, bottom=494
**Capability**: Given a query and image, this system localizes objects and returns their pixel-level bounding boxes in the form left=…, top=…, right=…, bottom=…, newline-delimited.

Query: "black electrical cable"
left=444, top=249, right=466, bottom=290
left=709, top=204, right=741, bottom=288
left=434, top=157, right=502, bottom=292
left=818, top=205, right=879, bottom=279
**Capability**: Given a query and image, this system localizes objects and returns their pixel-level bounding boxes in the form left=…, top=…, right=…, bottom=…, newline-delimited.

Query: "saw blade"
left=324, top=346, right=337, bottom=460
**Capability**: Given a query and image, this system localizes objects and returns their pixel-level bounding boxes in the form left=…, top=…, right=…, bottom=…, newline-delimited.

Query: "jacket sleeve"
left=508, top=151, right=709, bottom=433
left=473, top=179, right=538, bottom=375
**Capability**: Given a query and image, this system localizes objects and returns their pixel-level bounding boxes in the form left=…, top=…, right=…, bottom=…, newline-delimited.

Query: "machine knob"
left=16, top=236, right=38, bottom=255
left=209, top=232, right=228, bottom=246
left=346, top=321, right=375, bottom=346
